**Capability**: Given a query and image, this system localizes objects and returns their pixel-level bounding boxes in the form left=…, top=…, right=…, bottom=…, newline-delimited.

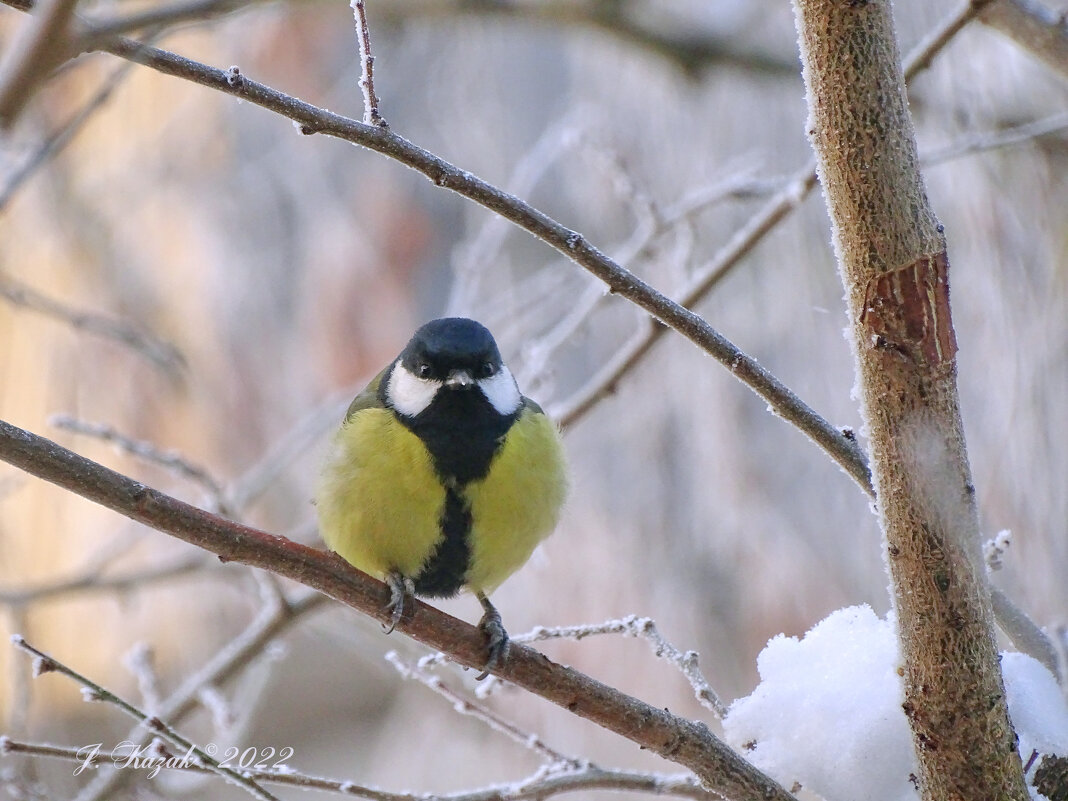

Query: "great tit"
left=316, top=317, right=568, bottom=677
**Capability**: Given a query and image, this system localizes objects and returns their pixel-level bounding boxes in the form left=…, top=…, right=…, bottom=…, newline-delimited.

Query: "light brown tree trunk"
left=790, top=1, right=1028, bottom=799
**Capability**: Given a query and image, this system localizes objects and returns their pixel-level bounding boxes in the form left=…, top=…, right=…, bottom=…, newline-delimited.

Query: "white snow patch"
left=724, top=605, right=1068, bottom=801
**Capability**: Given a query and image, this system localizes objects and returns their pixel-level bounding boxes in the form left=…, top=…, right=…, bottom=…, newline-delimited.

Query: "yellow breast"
left=316, top=403, right=567, bottom=595
left=463, top=407, right=568, bottom=593
left=316, top=407, right=446, bottom=579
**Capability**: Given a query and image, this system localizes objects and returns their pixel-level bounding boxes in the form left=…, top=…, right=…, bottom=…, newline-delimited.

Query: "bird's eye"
left=477, top=362, right=496, bottom=378
left=416, top=363, right=433, bottom=379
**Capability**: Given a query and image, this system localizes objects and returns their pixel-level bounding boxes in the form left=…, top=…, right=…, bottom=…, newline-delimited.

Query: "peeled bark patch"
left=861, top=252, right=958, bottom=367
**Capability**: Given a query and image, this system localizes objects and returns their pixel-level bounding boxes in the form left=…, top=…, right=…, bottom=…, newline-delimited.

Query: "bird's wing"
left=344, top=365, right=391, bottom=421
left=520, top=395, right=546, bottom=416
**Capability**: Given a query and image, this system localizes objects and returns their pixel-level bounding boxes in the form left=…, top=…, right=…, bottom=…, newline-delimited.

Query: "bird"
left=316, top=317, right=568, bottom=678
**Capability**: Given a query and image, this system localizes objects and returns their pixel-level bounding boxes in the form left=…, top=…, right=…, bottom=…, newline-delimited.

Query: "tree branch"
left=385, top=651, right=582, bottom=767
left=0, top=554, right=210, bottom=606
left=980, top=0, right=1068, bottom=80
left=352, top=0, right=385, bottom=128
left=372, top=0, right=797, bottom=78
left=0, top=272, right=185, bottom=375
left=0, top=0, right=79, bottom=126
left=0, top=418, right=797, bottom=801
left=1, top=736, right=716, bottom=800
left=792, top=0, right=1028, bottom=798
left=11, top=636, right=280, bottom=801
left=512, top=616, right=727, bottom=718
left=75, top=589, right=326, bottom=800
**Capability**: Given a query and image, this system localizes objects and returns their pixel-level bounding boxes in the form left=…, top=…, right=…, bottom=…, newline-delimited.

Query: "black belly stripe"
left=386, top=379, right=526, bottom=597
left=412, top=487, right=471, bottom=598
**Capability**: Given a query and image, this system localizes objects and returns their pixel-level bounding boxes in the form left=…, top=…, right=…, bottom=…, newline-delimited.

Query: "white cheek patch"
left=478, top=365, right=522, bottom=416
left=387, top=361, right=441, bottom=417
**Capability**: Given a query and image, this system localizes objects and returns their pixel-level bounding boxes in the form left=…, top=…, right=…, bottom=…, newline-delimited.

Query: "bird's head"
left=385, top=318, right=522, bottom=418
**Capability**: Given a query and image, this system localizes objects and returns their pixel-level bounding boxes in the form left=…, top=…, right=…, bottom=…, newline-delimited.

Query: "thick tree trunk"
left=790, top=2, right=1028, bottom=799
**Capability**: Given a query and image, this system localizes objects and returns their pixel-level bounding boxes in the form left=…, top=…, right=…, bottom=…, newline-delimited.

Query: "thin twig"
left=906, top=0, right=996, bottom=74
left=517, top=165, right=772, bottom=391
left=385, top=651, right=583, bottom=768
left=352, top=0, right=386, bottom=127
left=373, top=0, right=796, bottom=77
left=0, top=58, right=136, bottom=212
left=922, top=111, right=1068, bottom=166
left=49, top=415, right=225, bottom=507
left=1, top=737, right=715, bottom=800
left=73, top=589, right=327, bottom=801
left=225, top=385, right=354, bottom=513
left=448, top=111, right=582, bottom=315
left=989, top=587, right=1061, bottom=681
left=0, top=274, right=186, bottom=375
left=0, top=0, right=79, bottom=126
left=550, top=163, right=819, bottom=430
left=9, top=636, right=281, bottom=801
left=979, top=0, right=1068, bottom=81
left=514, top=616, right=727, bottom=718
left=77, top=0, right=259, bottom=42
left=0, top=554, right=210, bottom=606
left=123, top=642, right=163, bottom=715
left=4, top=606, right=32, bottom=734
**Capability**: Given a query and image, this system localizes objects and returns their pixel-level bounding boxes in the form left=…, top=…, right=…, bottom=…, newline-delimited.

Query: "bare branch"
left=225, top=386, right=354, bottom=513
left=989, top=587, right=1062, bottom=681
left=123, top=642, right=163, bottom=714
left=352, top=0, right=386, bottom=127
left=0, top=59, right=136, bottom=211
left=0, top=553, right=210, bottom=606
left=3, top=606, right=32, bottom=736
left=512, top=616, right=727, bottom=719
left=49, top=415, right=226, bottom=507
left=922, top=111, right=1068, bottom=166
left=0, top=0, right=79, bottom=127
left=554, top=0, right=997, bottom=433
left=0, top=418, right=798, bottom=801
left=374, top=0, right=797, bottom=77
left=386, top=651, right=581, bottom=767
left=449, top=111, right=582, bottom=315
left=551, top=162, right=819, bottom=431
left=75, top=589, right=326, bottom=800
left=10, top=635, right=281, bottom=801
left=1, top=736, right=715, bottom=800
left=0, top=273, right=186, bottom=375
left=980, top=0, right=1068, bottom=80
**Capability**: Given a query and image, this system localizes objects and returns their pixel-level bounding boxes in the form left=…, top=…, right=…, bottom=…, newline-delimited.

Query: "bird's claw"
left=475, top=593, right=510, bottom=680
left=384, top=571, right=414, bottom=634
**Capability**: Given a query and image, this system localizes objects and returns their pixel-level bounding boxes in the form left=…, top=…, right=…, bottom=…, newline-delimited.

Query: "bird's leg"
left=475, top=591, right=510, bottom=680
left=384, top=571, right=414, bottom=634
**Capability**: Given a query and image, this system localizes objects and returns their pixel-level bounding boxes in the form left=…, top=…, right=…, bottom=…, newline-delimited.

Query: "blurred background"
left=0, top=0, right=1065, bottom=798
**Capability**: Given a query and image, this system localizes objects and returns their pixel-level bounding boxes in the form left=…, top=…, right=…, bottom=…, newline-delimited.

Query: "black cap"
left=399, top=318, right=502, bottom=379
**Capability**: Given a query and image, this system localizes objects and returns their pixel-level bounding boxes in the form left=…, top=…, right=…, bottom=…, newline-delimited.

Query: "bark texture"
left=791, top=1, right=1028, bottom=799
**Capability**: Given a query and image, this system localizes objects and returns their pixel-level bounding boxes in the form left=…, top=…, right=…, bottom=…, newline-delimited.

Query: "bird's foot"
left=475, top=592, right=510, bottom=680
left=383, top=571, right=414, bottom=634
